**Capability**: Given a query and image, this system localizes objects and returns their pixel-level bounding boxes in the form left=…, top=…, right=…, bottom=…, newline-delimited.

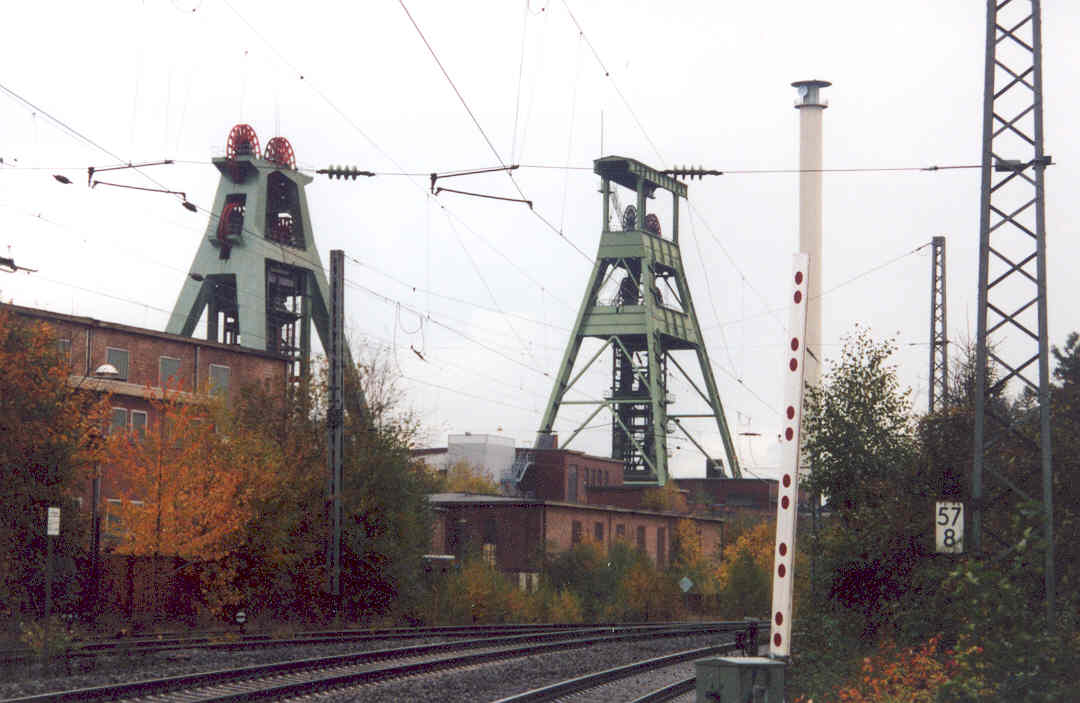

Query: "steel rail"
left=2, top=621, right=737, bottom=667
left=4, top=623, right=748, bottom=703
left=492, top=639, right=758, bottom=703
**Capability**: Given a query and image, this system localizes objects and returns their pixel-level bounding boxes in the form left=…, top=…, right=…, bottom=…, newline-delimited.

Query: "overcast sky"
left=2, top=1, right=1078, bottom=478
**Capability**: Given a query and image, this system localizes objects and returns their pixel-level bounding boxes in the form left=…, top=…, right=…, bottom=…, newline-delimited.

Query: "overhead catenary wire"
left=397, top=0, right=594, bottom=264
left=703, top=241, right=933, bottom=332
left=559, top=0, right=666, bottom=166
left=347, top=255, right=569, bottom=332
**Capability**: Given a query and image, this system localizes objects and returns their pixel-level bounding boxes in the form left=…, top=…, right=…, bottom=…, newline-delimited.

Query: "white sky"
left=2, top=1, right=1079, bottom=479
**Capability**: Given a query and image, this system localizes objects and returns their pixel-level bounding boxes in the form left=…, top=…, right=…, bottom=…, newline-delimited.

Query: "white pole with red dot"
left=770, top=253, right=809, bottom=659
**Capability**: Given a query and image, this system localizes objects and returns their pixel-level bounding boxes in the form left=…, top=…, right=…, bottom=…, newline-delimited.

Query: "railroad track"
left=0, top=621, right=677, bottom=668
left=4, top=622, right=757, bottom=702
left=493, top=630, right=766, bottom=703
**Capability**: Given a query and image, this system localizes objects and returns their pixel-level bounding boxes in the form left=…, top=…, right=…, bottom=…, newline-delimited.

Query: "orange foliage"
left=0, top=308, right=108, bottom=613
left=105, top=389, right=253, bottom=561
left=808, top=636, right=957, bottom=703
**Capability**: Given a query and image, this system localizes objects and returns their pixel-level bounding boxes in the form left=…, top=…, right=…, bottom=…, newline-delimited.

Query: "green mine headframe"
left=534, top=156, right=740, bottom=484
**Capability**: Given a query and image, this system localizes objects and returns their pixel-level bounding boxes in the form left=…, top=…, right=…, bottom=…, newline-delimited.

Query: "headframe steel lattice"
left=532, top=156, right=740, bottom=485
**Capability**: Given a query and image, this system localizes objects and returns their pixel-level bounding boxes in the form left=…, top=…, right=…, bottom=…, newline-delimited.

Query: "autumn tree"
left=232, top=347, right=439, bottom=623
left=106, top=391, right=250, bottom=561
left=442, top=460, right=501, bottom=494
left=714, top=520, right=773, bottom=617
left=0, top=307, right=107, bottom=620
left=102, top=386, right=269, bottom=618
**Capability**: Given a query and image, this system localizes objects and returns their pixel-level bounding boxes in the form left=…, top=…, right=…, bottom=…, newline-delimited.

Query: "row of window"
left=566, top=465, right=614, bottom=503
left=571, top=521, right=667, bottom=564
left=584, top=466, right=611, bottom=487
left=59, top=340, right=231, bottom=394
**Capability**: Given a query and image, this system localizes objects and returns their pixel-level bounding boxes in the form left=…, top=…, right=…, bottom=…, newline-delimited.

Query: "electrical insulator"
left=317, top=165, right=375, bottom=180
left=662, top=165, right=723, bottom=180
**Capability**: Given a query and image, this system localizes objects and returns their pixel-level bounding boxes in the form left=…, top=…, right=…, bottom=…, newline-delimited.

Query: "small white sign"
left=935, top=501, right=963, bottom=553
left=46, top=507, right=60, bottom=536
left=679, top=576, right=693, bottom=593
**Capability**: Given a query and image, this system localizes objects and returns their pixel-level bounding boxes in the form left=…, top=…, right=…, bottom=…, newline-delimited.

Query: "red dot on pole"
left=775, top=611, right=783, bottom=626
left=794, top=290, right=802, bottom=303
left=778, top=563, right=786, bottom=578
left=779, top=543, right=787, bottom=556
left=791, top=338, right=799, bottom=351
left=785, top=427, right=793, bottom=441
left=774, top=633, right=782, bottom=647
left=783, top=474, right=791, bottom=487
left=782, top=496, right=790, bottom=510
left=795, top=271, right=803, bottom=285
left=790, top=358, right=798, bottom=371
left=786, top=406, right=795, bottom=420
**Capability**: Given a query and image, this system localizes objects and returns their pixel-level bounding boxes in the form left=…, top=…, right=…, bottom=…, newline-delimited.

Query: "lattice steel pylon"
left=972, top=0, right=1054, bottom=627
left=928, top=236, right=948, bottom=414
left=533, top=156, right=740, bottom=485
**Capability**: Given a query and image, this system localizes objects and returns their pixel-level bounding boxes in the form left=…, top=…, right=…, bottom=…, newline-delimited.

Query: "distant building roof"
left=426, top=492, right=723, bottom=523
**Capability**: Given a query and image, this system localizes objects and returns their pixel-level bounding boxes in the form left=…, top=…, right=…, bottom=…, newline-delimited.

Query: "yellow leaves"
left=640, top=481, right=682, bottom=511
left=715, top=520, right=774, bottom=591
left=442, top=460, right=500, bottom=494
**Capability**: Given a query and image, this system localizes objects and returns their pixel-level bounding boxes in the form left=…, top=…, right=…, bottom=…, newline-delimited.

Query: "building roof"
left=3, top=302, right=289, bottom=362
left=426, top=492, right=723, bottom=523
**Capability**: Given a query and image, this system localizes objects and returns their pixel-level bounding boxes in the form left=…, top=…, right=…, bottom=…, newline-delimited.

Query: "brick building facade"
left=5, top=303, right=289, bottom=506
left=428, top=491, right=723, bottom=585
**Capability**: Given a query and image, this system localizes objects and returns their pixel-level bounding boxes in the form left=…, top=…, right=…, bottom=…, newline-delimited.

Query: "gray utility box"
left=695, top=656, right=785, bottom=702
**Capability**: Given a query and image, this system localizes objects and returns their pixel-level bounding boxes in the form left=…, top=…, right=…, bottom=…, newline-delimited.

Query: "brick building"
left=429, top=446, right=725, bottom=585
left=5, top=303, right=290, bottom=506
left=428, top=492, right=723, bottom=588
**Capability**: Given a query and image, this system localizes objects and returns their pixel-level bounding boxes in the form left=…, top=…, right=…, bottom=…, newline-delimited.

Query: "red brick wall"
left=429, top=497, right=724, bottom=573
left=434, top=503, right=545, bottom=572
left=7, top=304, right=289, bottom=506
left=8, top=303, right=288, bottom=401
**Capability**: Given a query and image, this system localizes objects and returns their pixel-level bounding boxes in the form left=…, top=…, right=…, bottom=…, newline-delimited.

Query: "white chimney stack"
left=792, top=79, right=830, bottom=391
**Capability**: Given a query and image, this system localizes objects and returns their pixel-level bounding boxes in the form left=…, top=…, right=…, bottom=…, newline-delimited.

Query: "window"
left=594, top=522, right=604, bottom=542
left=106, top=347, right=130, bottom=381
left=572, top=521, right=583, bottom=545
left=567, top=466, right=578, bottom=502
left=616, top=524, right=626, bottom=540
left=159, top=356, right=181, bottom=388
left=209, top=364, right=230, bottom=396
left=109, top=408, right=128, bottom=435
left=657, top=527, right=667, bottom=567
left=482, top=543, right=496, bottom=566
left=636, top=526, right=646, bottom=551
left=131, top=410, right=147, bottom=440
left=57, top=338, right=71, bottom=359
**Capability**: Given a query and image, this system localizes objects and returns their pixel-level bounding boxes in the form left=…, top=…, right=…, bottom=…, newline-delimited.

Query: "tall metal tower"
left=928, top=236, right=948, bottom=414
left=534, top=156, right=740, bottom=485
left=168, top=124, right=334, bottom=382
left=973, top=0, right=1053, bottom=626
